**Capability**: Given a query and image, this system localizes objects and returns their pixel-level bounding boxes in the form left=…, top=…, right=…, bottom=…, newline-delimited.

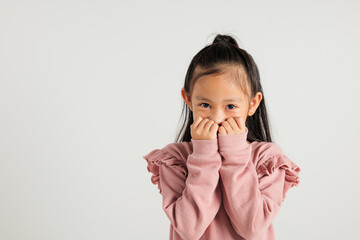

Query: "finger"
left=221, top=121, right=232, bottom=133
left=234, top=116, right=244, bottom=130
left=218, top=126, right=226, bottom=135
left=198, top=118, right=209, bottom=129
left=209, top=122, right=219, bottom=134
left=204, top=119, right=215, bottom=132
left=227, top=118, right=239, bottom=130
left=192, top=116, right=203, bottom=128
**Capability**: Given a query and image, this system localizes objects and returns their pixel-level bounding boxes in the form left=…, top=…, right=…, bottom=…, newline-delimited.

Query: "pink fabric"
left=143, top=128, right=300, bottom=240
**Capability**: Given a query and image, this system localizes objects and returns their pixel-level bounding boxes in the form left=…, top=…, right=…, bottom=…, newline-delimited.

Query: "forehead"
left=192, top=66, right=249, bottom=98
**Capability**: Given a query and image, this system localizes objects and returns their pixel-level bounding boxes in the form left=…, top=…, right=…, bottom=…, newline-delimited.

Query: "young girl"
left=143, top=34, right=301, bottom=240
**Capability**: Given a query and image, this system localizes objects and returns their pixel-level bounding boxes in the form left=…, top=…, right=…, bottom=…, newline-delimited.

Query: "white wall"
left=1, top=0, right=359, bottom=239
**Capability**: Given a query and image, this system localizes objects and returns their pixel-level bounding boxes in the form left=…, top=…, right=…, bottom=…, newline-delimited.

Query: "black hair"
left=174, top=33, right=273, bottom=143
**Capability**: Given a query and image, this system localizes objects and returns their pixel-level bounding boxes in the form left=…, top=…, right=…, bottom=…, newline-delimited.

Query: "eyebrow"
left=195, top=96, right=242, bottom=102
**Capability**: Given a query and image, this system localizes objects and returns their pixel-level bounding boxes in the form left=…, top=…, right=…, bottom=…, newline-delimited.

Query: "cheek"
left=227, top=111, right=247, bottom=122
left=192, top=111, right=207, bottom=120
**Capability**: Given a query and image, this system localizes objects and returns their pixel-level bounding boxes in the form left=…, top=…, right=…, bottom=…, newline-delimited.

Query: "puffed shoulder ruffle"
left=256, top=152, right=300, bottom=201
left=257, top=152, right=300, bottom=186
left=143, top=148, right=187, bottom=194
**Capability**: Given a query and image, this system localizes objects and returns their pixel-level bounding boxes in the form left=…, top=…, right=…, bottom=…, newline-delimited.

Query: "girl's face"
left=181, top=66, right=262, bottom=126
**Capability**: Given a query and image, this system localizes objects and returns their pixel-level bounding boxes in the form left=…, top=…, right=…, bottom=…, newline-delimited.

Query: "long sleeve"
left=144, top=139, right=222, bottom=240
left=218, top=129, right=300, bottom=240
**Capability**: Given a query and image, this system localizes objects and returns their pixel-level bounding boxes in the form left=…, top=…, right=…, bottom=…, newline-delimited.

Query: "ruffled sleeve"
left=143, top=148, right=187, bottom=195
left=217, top=136, right=301, bottom=239
left=256, top=153, right=301, bottom=201
left=143, top=140, right=223, bottom=240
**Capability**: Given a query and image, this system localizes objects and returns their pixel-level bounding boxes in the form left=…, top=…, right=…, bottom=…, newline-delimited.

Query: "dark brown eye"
left=200, top=103, right=210, bottom=108
left=227, top=104, right=236, bottom=109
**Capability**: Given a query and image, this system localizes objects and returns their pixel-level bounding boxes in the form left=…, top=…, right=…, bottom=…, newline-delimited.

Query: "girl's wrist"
left=218, top=128, right=249, bottom=153
left=191, top=138, right=219, bottom=156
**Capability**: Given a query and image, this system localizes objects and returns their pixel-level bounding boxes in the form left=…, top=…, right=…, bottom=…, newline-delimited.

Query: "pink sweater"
left=143, top=128, right=300, bottom=240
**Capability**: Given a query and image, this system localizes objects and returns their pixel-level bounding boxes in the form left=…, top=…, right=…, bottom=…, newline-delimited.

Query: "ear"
left=248, top=92, right=263, bottom=116
left=181, top=88, right=192, bottom=111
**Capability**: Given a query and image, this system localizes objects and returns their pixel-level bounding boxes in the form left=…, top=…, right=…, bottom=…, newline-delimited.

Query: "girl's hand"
left=218, top=117, right=246, bottom=135
left=190, top=116, right=219, bottom=140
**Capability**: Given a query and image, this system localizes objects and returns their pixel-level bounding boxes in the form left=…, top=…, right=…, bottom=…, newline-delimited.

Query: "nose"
left=209, top=109, right=226, bottom=125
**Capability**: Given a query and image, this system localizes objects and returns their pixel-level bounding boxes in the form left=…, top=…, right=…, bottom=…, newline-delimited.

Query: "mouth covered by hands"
left=218, top=117, right=246, bottom=136
left=190, top=116, right=247, bottom=140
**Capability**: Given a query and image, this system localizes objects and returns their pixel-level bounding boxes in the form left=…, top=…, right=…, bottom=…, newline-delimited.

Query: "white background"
left=1, top=0, right=359, bottom=239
